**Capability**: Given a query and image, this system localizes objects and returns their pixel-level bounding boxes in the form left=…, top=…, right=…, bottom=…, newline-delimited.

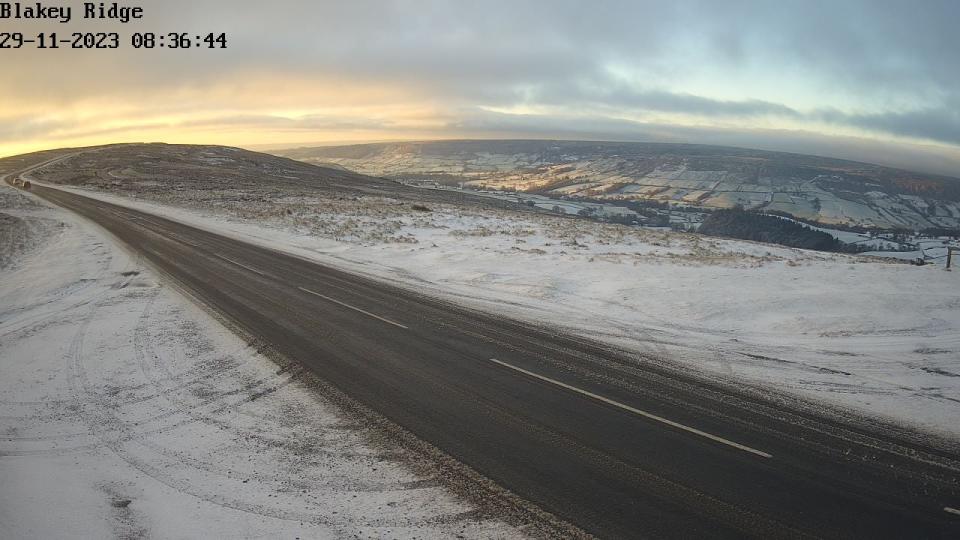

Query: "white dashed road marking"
left=489, top=357, right=772, bottom=459
left=299, top=286, right=409, bottom=329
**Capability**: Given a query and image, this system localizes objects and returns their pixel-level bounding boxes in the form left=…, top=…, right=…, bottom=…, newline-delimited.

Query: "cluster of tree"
left=921, top=227, right=960, bottom=238
left=571, top=205, right=671, bottom=227
left=619, top=199, right=671, bottom=211
left=563, top=195, right=709, bottom=214
left=699, top=208, right=868, bottom=253
left=561, top=195, right=704, bottom=227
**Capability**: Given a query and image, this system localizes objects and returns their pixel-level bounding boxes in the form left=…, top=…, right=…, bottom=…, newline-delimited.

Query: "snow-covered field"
left=39, top=180, right=960, bottom=441
left=0, top=184, right=529, bottom=538
left=0, top=189, right=54, bottom=270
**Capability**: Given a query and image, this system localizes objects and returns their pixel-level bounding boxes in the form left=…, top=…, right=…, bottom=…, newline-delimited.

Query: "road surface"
left=20, top=181, right=960, bottom=539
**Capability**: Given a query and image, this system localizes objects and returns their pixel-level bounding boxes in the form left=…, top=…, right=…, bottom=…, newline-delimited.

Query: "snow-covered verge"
left=0, top=184, right=528, bottom=538
left=0, top=188, right=56, bottom=270
left=41, top=181, right=960, bottom=441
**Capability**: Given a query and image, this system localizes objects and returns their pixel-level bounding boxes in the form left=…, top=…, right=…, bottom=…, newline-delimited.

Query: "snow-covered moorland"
left=0, top=182, right=535, bottom=538
left=44, top=176, right=960, bottom=441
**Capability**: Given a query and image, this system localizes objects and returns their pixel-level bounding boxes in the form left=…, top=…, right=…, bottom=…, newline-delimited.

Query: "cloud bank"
left=3, top=0, right=960, bottom=175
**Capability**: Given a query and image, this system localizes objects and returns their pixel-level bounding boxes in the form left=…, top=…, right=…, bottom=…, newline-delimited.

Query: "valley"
left=276, top=140, right=960, bottom=232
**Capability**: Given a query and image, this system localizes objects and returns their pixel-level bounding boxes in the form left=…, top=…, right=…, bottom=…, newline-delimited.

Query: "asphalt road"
left=22, top=182, right=960, bottom=539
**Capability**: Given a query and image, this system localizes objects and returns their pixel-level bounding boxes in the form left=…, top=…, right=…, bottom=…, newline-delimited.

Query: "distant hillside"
left=274, top=140, right=960, bottom=230
left=21, top=143, right=524, bottom=211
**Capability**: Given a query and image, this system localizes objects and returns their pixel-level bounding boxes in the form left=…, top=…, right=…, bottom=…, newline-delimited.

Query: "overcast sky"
left=3, top=0, right=960, bottom=174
